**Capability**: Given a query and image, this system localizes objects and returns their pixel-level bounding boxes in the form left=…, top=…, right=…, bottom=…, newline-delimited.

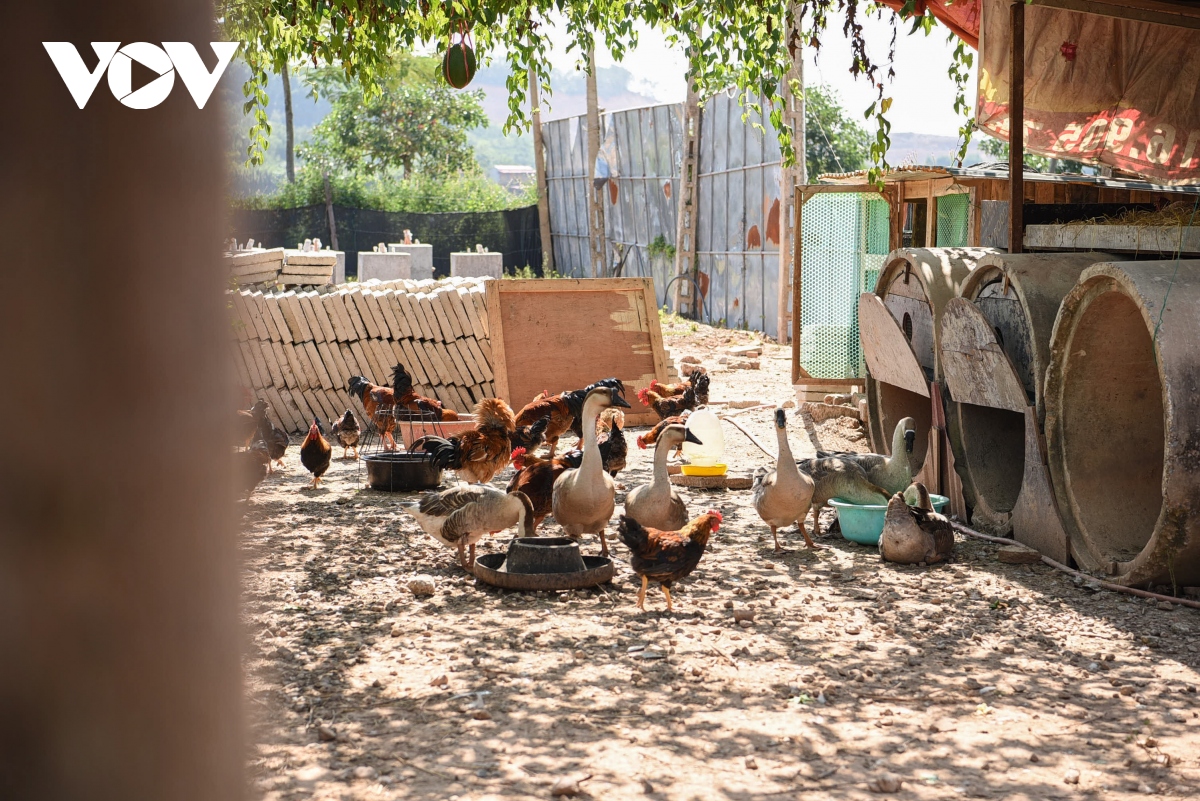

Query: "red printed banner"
left=976, top=0, right=1200, bottom=186
left=877, top=0, right=981, bottom=48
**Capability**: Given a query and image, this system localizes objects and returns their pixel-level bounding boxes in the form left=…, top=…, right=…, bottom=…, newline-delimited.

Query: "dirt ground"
left=241, top=323, right=1200, bottom=801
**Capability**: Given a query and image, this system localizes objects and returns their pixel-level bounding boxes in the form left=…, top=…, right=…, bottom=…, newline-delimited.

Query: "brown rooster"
left=235, top=399, right=267, bottom=449
left=618, top=510, right=722, bottom=611
left=635, top=410, right=692, bottom=453
left=252, top=402, right=289, bottom=472
left=649, top=371, right=710, bottom=406
left=236, top=442, right=271, bottom=499
left=347, top=375, right=397, bottom=450
left=330, top=409, right=361, bottom=459
left=391, top=364, right=458, bottom=421
left=512, top=378, right=625, bottom=456
left=594, top=408, right=627, bottom=477
left=505, top=447, right=583, bottom=531
left=638, top=383, right=699, bottom=420
left=412, top=398, right=516, bottom=484
left=299, top=419, right=332, bottom=489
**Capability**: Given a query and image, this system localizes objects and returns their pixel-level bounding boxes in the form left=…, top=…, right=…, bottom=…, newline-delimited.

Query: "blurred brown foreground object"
left=0, top=3, right=242, bottom=800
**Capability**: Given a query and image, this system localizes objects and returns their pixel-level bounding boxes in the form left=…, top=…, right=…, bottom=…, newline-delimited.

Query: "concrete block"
left=358, top=251, right=412, bottom=282
left=451, top=251, right=503, bottom=279
left=332, top=252, right=347, bottom=284
left=386, top=243, right=434, bottom=280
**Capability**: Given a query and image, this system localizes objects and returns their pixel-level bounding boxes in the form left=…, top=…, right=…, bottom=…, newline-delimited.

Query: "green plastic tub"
left=829, top=494, right=950, bottom=546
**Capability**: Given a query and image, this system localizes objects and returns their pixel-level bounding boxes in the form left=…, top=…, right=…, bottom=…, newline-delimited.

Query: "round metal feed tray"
left=362, top=452, right=442, bottom=491
left=473, top=537, right=614, bottom=590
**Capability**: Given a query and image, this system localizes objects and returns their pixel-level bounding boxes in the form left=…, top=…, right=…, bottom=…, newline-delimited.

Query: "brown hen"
left=618, top=510, right=722, bottom=611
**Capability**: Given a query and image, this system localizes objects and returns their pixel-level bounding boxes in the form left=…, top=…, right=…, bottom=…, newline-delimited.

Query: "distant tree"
left=804, top=85, right=870, bottom=179
left=299, top=53, right=488, bottom=178
left=977, top=134, right=1091, bottom=174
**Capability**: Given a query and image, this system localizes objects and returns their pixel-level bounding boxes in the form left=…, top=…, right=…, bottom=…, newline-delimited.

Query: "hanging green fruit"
left=443, top=21, right=477, bottom=89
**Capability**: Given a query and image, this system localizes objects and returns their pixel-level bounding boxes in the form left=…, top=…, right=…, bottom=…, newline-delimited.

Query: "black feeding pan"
left=473, top=537, right=614, bottom=591
left=363, top=452, right=442, bottom=491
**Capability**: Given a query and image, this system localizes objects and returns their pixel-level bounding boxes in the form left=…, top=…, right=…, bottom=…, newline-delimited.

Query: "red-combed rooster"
left=347, top=375, right=398, bottom=450
left=618, top=510, right=722, bottom=611
left=512, top=378, right=625, bottom=456
left=648, top=371, right=710, bottom=406
left=412, top=398, right=516, bottom=484
left=505, top=446, right=583, bottom=531
left=635, top=410, right=692, bottom=452
left=300, top=419, right=332, bottom=489
left=391, top=364, right=458, bottom=421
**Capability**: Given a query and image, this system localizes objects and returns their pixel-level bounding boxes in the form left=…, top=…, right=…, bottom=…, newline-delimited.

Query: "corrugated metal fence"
left=543, top=91, right=783, bottom=338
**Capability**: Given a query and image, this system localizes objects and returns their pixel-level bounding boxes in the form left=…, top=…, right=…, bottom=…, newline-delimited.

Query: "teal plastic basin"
left=829, top=494, right=950, bottom=546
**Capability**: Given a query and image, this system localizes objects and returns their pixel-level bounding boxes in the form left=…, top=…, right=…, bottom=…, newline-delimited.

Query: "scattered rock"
left=997, top=545, right=1042, bottom=565
left=1064, top=769, right=1081, bottom=785
left=867, top=773, right=903, bottom=793
left=733, top=609, right=756, bottom=623
left=430, top=674, right=449, bottom=687
left=408, top=576, right=436, bottom=597
left=471, top=710, right=492, bottom=720
left=738, top=619, right=755, bottom=629
left=744, top=756, right=758, bottom=770
left=389, top=622, right=403, bottom=637
left=317, top=725, right=337, bottom=742
left=681, top=355, right=701, bottom=364
left=296, top=766, right=331, bottom=783
left=550, top=773, right=592, bottom=796
left=351, top=766, right=378, bottom=780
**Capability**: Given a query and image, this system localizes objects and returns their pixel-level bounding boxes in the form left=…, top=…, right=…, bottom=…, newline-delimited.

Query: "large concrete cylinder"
left=864, top=247, right=998, bottom=469
left=944, top=252, right=1117, bottom=534
left=1044, top=259, right=1200, bottom=587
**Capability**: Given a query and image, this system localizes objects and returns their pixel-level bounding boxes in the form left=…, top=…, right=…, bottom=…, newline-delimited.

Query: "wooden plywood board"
left=858, top=293, right=931, bottom=398
left=939, top=298, right=1028, bottom=413
left=485, top=278, right=669, bottom=426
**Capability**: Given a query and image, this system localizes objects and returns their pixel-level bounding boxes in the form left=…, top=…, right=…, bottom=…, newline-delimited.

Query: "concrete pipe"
left=943, top=252, right=1118, bottom=534
left=863, top=247, right=998, bottom=470
left=1045, top=259, right=1200, bottom=587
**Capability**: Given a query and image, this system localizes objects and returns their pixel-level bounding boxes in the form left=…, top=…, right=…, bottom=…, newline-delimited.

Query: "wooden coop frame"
left=789, top=165, right=1200, bottom=386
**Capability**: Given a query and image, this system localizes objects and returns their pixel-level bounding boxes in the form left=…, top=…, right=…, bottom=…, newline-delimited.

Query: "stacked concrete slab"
left=227, top=276, right=496, bottom=434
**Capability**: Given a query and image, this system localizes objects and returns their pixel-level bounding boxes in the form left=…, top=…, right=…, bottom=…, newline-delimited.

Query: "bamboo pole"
left=585, top=44, right=606, bottom=278
left=530, top=67, right=555, bottom=275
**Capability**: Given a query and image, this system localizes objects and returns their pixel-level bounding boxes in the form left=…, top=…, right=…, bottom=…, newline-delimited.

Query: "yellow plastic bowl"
left=679, top=463, right=728, bottom=476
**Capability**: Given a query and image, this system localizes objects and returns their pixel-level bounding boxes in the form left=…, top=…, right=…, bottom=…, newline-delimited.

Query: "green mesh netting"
left=800, top=193, right=885, bottom=379
left=936, top=193, right=970, bottom=248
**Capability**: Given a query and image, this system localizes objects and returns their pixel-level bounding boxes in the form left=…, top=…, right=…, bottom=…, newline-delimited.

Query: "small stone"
left=868, top=773, right=903, bottom=793
left=744, top=756, right=758, bottom=769
left=317, top=725, right=337, bottom=742
left=352, top=766, right=378, bottom=780
left=1119, top=685, right=1136, bottom=696
left=550, top=774, right=591, bottom=796
left=573, top=650, right=586, bottom=661
left=471, top=710, right=492, bottom=720
left=723, top=600, right=734, bottom=609
left=846, top=625, right=861, bottom=635
left=641, top=779, right=655, bottom=793
left=390, top=623, right=403, bottom=637
left=1063, top=769, right=1080, bottom=785
left=408, top=576, right=436, bottom=597
left=296, top=766, right=331, bottom=783
left=999, top=644, right=1016, bottom=655
left=733, top=609, right=755, bottom=623
left=430, top=674, right=449, bottom=687
left=738, top=619, right=754, bottom=629
left=1137, top=783, right=1153, bottom=794
left=371, top=679, right=382, bottom=688
left=1030, top=754, right=1040, bottom=763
